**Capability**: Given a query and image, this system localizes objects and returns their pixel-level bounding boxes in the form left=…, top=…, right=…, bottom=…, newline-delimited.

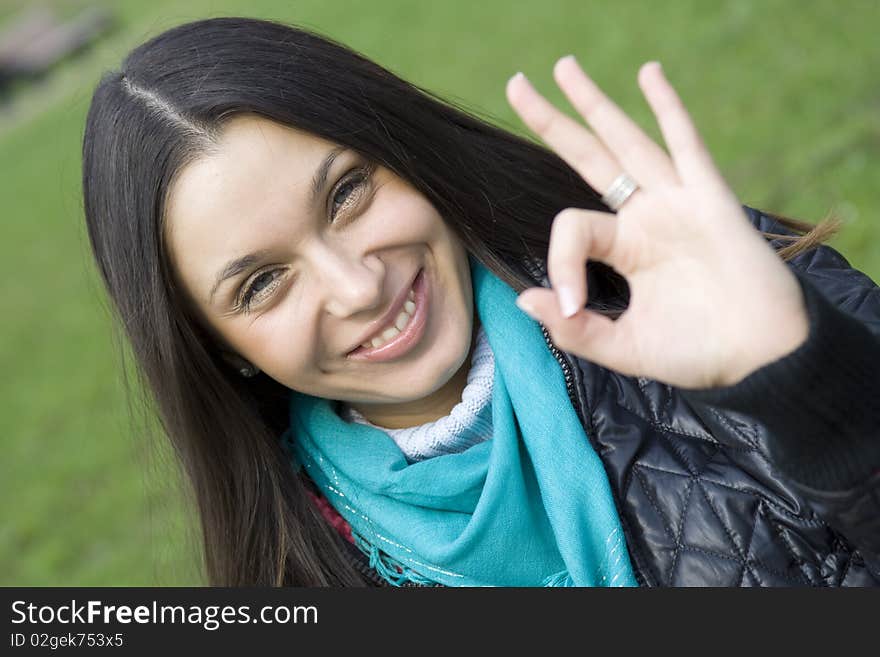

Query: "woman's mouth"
left=346, top=268, right=429, bottom=362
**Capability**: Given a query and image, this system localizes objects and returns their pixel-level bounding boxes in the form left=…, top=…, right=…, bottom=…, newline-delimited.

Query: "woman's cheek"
left=243, top=311, right=302, bottom=375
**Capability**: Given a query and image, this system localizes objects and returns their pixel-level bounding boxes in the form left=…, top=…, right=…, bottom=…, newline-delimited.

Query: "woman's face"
left=164, top=115, right=475, bottom=420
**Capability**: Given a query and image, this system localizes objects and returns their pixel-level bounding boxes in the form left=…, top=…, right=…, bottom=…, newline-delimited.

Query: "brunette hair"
left=81, top=16, right=839, bottom=585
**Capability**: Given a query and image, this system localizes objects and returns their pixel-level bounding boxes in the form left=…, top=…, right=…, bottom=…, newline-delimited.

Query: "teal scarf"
left=284, top=256, right=637, bottom=587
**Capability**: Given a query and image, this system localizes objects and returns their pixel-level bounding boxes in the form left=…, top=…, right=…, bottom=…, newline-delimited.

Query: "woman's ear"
left=221, top=351, right=260, bottom=378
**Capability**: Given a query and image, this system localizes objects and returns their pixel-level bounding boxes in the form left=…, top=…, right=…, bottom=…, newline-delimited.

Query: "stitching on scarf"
left=608, top=535, right=625, bottom=585
left=599, top=527, right=629, bottom=587
left=362, top=519, right=462, bottom=583
left=372, top=533, right=414, bottom=554
left=400, top=557, right=465, bottom=579
left=325, top=484, right=346, bottom=499
left=349, top=497, right=468, bottom=582
left=301, top=437, right=465, bottom=585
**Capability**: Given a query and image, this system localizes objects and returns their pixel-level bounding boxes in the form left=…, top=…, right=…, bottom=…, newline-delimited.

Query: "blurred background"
left=1, top=0, right=877, bottom=585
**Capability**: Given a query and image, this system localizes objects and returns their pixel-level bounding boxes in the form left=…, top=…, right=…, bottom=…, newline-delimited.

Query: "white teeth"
left=362, top=309, right=411, bottom=349
left=358, top=279, right=420, bottom=351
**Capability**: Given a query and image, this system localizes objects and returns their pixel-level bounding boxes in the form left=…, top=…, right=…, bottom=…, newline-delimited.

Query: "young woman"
left=82, top=17, right=880, bottom=586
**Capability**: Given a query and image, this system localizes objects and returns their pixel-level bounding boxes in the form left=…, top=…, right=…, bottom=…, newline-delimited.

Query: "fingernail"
left=556, top=285, right=582, bottom=318
left=515, top=295, right=539, bottom=319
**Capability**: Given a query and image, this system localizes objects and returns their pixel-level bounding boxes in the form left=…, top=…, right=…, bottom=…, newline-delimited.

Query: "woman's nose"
left=319, top=252, right=384, bottom=318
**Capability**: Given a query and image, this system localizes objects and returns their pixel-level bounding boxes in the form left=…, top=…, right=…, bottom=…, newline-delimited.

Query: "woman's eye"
left=238, top=269, right=285, bottom=312
left=251, top=271, right=275, bottom=293
left=330, top=166, right=372, bottom=220
left=233, top=165, right=374, bottom=314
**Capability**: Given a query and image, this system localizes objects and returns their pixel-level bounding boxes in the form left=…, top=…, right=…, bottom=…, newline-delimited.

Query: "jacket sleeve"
left=680, top=205, right=880, bottom=572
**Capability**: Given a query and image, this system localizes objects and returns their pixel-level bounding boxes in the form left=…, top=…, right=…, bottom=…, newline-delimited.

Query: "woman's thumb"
left=516, top=287, right=621, bottom=366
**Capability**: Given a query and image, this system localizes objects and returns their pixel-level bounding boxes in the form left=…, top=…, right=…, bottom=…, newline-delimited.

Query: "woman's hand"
left=508, top=57, right=809, bottom=390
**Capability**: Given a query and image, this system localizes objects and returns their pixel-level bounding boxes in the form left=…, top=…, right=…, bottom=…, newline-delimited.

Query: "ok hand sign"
left=508, top=57, right=809, bottom=390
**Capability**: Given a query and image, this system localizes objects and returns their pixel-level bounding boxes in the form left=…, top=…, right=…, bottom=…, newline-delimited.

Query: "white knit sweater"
left=337, top=326, right=494, bottom=462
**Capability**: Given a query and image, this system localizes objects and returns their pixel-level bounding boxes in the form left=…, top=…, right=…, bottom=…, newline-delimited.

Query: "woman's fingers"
left=507, top=57, right=730, bottom=200
left=515, top=285, right=621, bottom=362
left=552, top=56, right=678, bottom=187
left=635, top=62, right=725, bottom=190
left=546, top=208, right=621, bottom=318
left=506, top=72, right=623, bottom=193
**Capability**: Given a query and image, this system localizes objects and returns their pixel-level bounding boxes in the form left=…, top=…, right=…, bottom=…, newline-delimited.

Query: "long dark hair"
left=82, top=16, right=838, bottom=585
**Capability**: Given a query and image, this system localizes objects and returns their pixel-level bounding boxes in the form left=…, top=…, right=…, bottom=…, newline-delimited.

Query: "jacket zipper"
left=536, top=320, right=653, bottom=587
left=520, top=256, right=580, bottom=408
left=521, top=256, right=654, bottom=587
left=538, top=323, right=578, bottom=408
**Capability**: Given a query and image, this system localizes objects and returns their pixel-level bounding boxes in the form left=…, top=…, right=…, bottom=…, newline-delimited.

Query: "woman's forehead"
left=166, top=117, right=335, bottom=238
left=219, top=115, right=332, bottom=155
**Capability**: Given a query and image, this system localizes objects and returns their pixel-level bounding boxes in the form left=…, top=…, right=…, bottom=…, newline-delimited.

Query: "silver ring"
left=601, top=172, right=640, bottom=211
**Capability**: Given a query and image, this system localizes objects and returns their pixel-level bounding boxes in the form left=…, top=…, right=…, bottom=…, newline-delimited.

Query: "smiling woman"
left=82, top=17, right=880, bottom=587
left=164, top=116, right=476, bottom=428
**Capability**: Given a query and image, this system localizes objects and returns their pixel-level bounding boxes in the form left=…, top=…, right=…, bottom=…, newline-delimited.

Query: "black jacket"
left=339, top=205, right=880, bottom=586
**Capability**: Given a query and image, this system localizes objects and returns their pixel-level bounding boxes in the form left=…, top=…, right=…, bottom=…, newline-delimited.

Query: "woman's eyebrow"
left=206, top=145, right=348, bottom=305
left=208, top=250, right=271, bottom=305
left=310, top=145, right=347, bottom=207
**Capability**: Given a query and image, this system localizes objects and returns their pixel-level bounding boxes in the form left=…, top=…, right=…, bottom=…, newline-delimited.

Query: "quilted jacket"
left=321, top=205, right=880, bottom=587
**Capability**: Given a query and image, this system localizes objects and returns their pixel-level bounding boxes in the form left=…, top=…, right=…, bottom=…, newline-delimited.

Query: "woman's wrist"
left=712, top=278, right=810, bottom=388
left=681, top=269, right=880, bottom=490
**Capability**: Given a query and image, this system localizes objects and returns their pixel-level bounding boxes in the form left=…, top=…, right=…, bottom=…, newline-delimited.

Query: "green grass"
left=2, top=0, right=878, bottom=585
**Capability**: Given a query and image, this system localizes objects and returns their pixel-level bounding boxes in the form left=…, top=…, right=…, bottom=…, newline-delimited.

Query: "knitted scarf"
left=284, top=255, right=637, bottom=587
